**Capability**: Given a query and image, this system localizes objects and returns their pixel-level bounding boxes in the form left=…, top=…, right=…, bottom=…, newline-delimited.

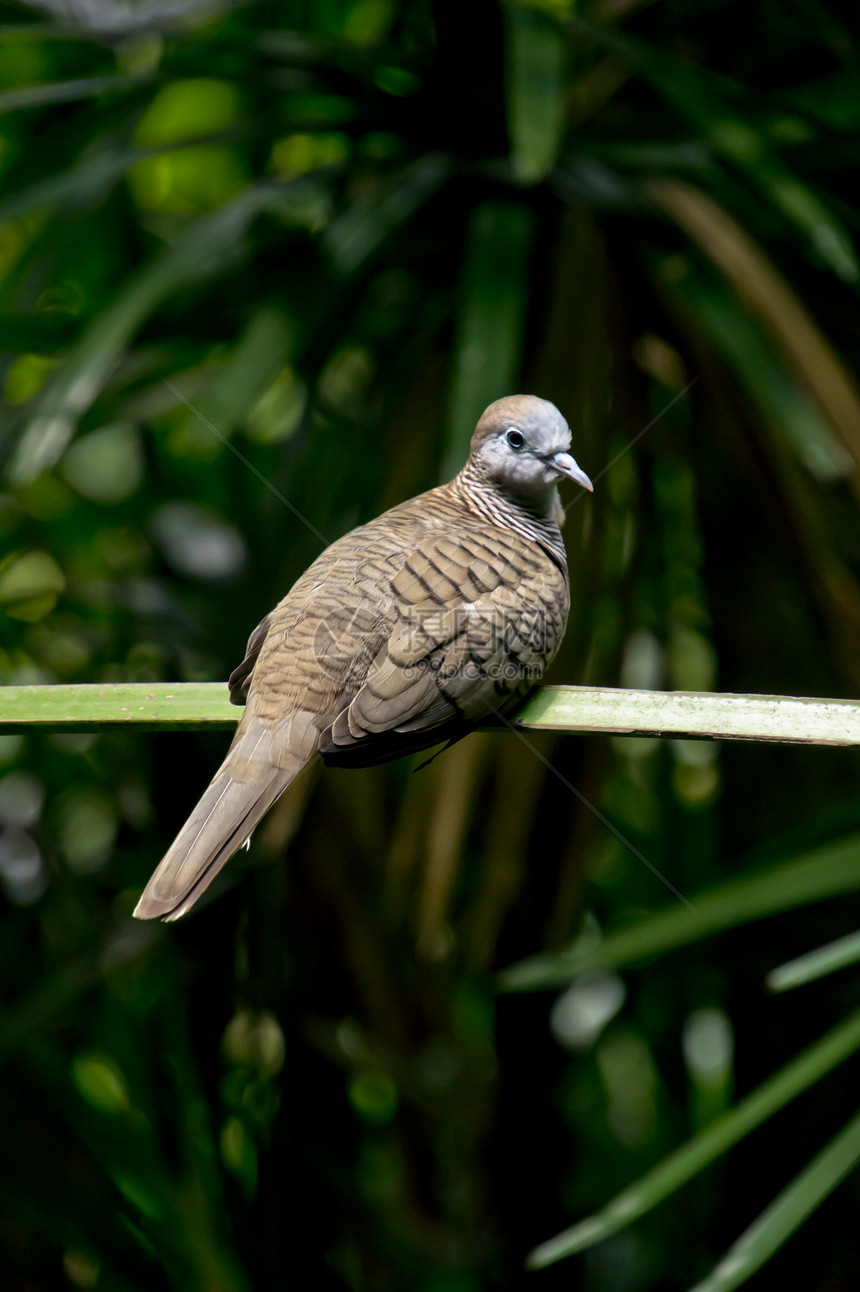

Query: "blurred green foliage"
left=3, top=0, right=860, bottom=1289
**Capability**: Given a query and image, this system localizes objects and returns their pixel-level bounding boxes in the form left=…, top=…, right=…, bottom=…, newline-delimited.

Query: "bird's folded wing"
left=327, top=530, right=541, bottom=749
left=228, top=612, right=274, bottom=705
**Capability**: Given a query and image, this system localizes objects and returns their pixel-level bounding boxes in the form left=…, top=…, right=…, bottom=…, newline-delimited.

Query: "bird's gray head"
left=468, top=395, right=593, bottom=508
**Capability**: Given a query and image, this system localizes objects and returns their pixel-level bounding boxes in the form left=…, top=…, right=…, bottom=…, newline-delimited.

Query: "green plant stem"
left=2, top=683, right=860, bottom=739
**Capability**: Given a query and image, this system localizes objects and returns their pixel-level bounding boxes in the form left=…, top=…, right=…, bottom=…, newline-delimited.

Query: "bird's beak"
left=551, top=451, right=593, bottom=492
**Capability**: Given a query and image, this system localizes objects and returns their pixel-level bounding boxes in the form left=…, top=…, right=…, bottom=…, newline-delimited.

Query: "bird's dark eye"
left=505, top=427, right=525, bottom=451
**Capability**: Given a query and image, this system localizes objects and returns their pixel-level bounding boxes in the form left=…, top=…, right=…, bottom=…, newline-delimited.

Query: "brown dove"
left=134, top=395, right=592, bottom=921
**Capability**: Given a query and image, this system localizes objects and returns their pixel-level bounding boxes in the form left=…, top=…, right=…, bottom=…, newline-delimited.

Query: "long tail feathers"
left=134, top=718, right=313, bottom=922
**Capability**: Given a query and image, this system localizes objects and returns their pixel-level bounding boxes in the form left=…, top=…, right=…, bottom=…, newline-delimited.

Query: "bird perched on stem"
left=134, top=395, right=592, bottom=921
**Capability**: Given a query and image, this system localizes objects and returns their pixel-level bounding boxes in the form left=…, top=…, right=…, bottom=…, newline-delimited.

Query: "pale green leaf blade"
left=7, top=182, right=286, bottom=484
left=527, top=1004, right=860, bottom=1267
left=689, top=1109, right=860, bottom=1292
left=323, top=154, right=450, bottom=274
left=0, top=74, right=142, bottom=115
left=504, top=3, right=567, bottom=184
left=571, top=17, right=859, bottom=281
left=767, top=929, right=860, bottom=992
left=500, top=832, right=860, bottom=991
